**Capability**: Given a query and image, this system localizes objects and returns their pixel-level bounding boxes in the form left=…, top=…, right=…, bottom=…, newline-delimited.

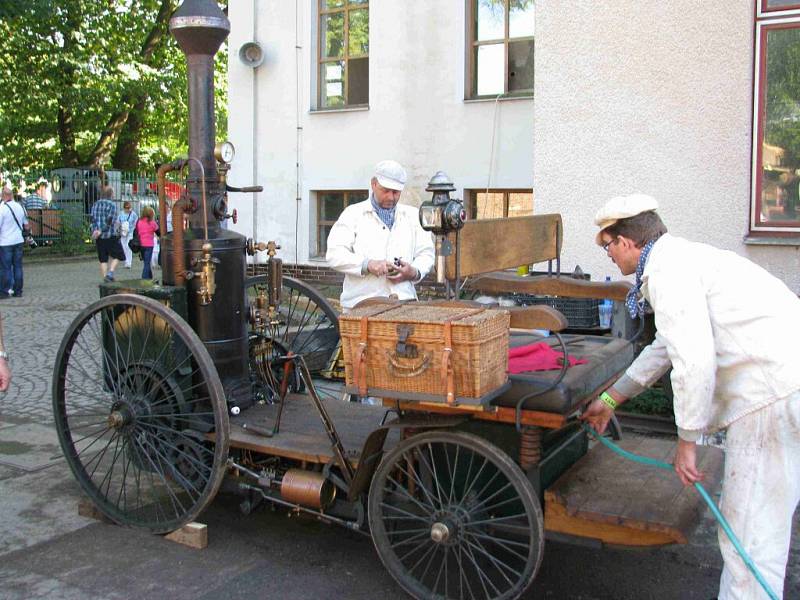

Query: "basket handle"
left=385, top=350, right=431, bottom=377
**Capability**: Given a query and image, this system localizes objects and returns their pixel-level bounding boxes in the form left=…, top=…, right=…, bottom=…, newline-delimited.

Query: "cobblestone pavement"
left=1, top=258, right=147, bottom=424
left=0, top=257, right=797, bottom=599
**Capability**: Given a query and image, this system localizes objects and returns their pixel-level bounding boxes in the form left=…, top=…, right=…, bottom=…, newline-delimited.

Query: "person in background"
left=581, top=193, right=800, bottom=600
left=135, top=205, right=159, bottom=280
left=23, top=181, right=47, bottom=211
left=326, top=160, right=435, bottom=310
left=117, top=201, right=138, bottom=269
left=0, top=187, right=26, bottom=298
left=90, top=186, right=125, bottom=283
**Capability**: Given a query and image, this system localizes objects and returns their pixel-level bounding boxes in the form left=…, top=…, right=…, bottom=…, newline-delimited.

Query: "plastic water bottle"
left=599, top=276, right=613, bottom=329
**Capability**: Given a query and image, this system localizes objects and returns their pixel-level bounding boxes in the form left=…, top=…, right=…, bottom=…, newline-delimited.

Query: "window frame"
left=465, top=188, right=534, bottom=220
left=314, top=189, right=369, bottom=256
left=750, top=15, right=800, bottom=234
left=317, top=0, right=369, bottom=109
left=757, top=0, right=800, bottom=18
left=465, top=0, right=535, bottom=100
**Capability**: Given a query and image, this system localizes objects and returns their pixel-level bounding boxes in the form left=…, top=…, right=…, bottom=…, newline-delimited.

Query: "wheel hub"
left=430, top=522, right=451, bottom=544
left=431, top=508, right=467, bottom=546
left=107, top=409, right=129, bottom=430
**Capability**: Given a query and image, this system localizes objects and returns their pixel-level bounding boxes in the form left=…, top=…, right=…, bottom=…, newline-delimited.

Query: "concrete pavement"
left=0, top=257, right=797, bottom=599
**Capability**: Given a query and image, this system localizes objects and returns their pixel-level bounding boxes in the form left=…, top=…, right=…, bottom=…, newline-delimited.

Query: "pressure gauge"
left=215, top=141, right=236, bottom=164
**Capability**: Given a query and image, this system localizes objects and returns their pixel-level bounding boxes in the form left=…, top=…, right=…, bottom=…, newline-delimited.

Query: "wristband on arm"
left=599, top=391, right=617, bottom=410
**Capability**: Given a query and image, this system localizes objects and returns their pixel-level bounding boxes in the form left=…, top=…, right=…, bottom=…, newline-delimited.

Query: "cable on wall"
left=252, top=0, right=259, bottom=251
left=485, top=93, right=502, bottom=198
left=295, top=0, right=303, bottom=266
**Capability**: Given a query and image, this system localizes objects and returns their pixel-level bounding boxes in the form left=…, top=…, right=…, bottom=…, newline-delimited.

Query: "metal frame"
left=465, top=0, right=535, bottom=99
left=317, top=0, right=370, bottom=108
left=750, top=15, right=800, bottom=234
left=757, top=0, right=800, bottom=18
left=314, top=189, right=369, bottom=255
left=465, top=188, right=534, bottom=219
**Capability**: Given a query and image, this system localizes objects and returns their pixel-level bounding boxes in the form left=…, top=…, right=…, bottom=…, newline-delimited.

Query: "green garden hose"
left=583, top=424, right=779, bottom=600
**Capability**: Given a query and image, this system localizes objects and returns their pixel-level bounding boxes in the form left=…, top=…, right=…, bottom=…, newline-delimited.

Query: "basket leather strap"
left=352, top=304, right=399, bottom=397
left=355, top=316, right=369, bottom=397
left=440, top=307, right=485, bottom=406
left=441, top=321, right=455, bottom=405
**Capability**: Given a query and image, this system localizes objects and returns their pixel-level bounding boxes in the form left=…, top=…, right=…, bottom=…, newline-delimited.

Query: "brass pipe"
left=172, top=200, right=186, bottom=286
left=157, top=159, right=186, bottom=239
left=185, top=156, right=210, bottom=243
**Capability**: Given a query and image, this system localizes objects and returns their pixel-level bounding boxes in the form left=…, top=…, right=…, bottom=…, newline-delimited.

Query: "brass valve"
left=246, top=239, right=281, bottom=256
left=186, top=242, right=219, bottom=305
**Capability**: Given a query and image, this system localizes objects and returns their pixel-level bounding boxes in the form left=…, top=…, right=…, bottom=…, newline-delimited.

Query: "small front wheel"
left=368, top=431, right=544, bottom=599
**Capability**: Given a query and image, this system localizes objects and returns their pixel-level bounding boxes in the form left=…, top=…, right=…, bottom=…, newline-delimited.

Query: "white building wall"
left=534, top=0, right=800, bottom=291
left=227, top=1, right=533, bottom=265
left=228, top=1, right=800, bottom=292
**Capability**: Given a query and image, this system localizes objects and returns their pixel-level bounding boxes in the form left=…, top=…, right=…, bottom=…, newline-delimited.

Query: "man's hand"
left=579, top=398, right=615, bottom=434
left=387, top=259, right=418, bottom=283
left=673, top=438, right=705, bottom=486
left=91, top=229, right=101, bottom=240
left=0, top=358, right=11, bottom=392
left=367, top=259, right=393, bottom=277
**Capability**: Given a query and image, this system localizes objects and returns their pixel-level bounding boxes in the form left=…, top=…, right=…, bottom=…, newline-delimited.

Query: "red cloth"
left=507, top=342, right=588, bottom=374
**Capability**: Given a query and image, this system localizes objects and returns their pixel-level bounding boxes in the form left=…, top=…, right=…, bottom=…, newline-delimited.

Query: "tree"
left=0, top=0, right=228, bottom=172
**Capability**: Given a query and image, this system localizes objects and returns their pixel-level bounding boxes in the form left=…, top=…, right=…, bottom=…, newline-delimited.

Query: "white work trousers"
left=718, top=391, right=800, bottom=600
left=121, top=234, right=133, bottom=267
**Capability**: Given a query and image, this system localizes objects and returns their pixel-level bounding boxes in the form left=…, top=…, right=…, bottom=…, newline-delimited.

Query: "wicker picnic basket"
left=339, top=303, right=510, bottom=405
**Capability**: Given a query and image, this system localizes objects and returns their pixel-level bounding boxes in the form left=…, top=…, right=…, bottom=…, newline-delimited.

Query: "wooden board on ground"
left=544, top=434, right=724, bottom=546
left=165, top=522, right=207, bottom=549
left=228, top=394, right=398, bottom=465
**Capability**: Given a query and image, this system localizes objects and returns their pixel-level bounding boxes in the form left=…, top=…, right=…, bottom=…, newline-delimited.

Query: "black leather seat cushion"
left=491, top=333, right=634, bottom=414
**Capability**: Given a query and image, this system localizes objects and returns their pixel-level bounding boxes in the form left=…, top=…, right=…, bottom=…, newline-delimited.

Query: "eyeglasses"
left=601, top=237, right=618, bottom=253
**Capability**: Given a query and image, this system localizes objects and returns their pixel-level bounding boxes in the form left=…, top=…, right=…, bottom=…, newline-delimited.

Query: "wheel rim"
left=52, top=294, right=229, bottom=533
left=369, top=431, right=544, bottom=600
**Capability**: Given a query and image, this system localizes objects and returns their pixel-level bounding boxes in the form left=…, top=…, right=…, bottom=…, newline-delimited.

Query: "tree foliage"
left=0, top=0, right=228, bottom=172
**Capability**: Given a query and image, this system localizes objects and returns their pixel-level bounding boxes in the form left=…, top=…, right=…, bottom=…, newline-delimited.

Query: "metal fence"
left=1, top=167, right=185, bottom=243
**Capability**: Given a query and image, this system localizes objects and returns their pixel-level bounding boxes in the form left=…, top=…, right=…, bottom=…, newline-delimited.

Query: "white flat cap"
left=594, top=193, right=659, bottom=244
left=374, top=160, right=407, bottom=191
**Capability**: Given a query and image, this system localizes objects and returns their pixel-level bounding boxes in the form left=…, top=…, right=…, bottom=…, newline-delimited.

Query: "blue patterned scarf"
left=371, top=194, right=396, bottom=230
left=625, top=238, right=657, bottom=318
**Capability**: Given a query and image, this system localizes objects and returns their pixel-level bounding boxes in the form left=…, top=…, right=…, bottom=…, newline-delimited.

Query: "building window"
left=316, top=190, right=369, bottom=255
left=466, top=189, right=533, bottom=219
left=318, top=0, right=369, bottom=108
left=757, top=0, right=800, bottom=18
left=751, top=15, right=800, bottom=233
left=467, top=0, right=534, bottom=99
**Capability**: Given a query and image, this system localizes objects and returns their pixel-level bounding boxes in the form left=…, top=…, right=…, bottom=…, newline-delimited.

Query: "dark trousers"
left=141, top=246, right=154, bottom=279
left=0, top=243, right=23, bottom=297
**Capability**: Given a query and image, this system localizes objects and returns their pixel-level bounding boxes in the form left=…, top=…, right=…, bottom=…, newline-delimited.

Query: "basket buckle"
left=395, top=324, right=418, bottom=359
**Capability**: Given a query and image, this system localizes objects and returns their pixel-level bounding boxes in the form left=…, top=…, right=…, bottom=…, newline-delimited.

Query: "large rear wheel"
left=368, top=431, right=544, bottom=599
left=52, top=294, right=229, bottom=533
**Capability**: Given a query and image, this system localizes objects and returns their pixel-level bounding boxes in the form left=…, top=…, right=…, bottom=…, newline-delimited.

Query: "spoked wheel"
left=246, top=275, right=346, bottom=401
left=369, top=431, right=544, bottom=600
left=52, top=294, right=229, bottom=533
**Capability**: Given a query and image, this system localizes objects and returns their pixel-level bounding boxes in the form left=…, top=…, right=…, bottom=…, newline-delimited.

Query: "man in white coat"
left=581, top=193, right=800, bottom=600
left=326, top=160, right=435, bottom=310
